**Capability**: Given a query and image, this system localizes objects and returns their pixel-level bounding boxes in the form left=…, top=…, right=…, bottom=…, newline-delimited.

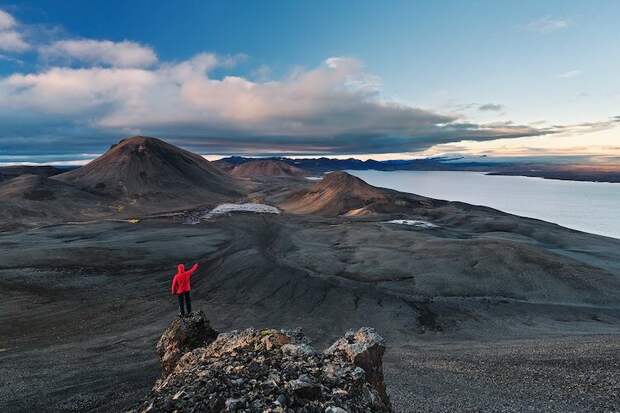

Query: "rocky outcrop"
left=131, top=313, right=392, bottom=412
left=155, top=311, right=219, bottom=377
left=325, top=328, right=390, bottom=408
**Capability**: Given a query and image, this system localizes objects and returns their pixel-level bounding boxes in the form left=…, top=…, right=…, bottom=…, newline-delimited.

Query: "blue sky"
left=0, top=0, right=619, bottom=163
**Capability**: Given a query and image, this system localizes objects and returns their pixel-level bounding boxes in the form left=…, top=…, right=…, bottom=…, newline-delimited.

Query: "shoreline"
left=346, top=169, right=620, bottom=240
left=486, top=170, right=620, bottom=184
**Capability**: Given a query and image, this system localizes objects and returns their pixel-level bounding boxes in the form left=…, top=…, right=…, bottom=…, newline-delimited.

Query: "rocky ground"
left=1, top=178, right=620, bottom=411
left=131, top=312, right=391, bottom=412
left=130, top=313, right=620, bottom=413
left=386, top=335, right=620, bottom=412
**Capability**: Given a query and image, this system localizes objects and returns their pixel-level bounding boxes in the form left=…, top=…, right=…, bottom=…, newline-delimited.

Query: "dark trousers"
left=178, top=292, right=192, bottom=316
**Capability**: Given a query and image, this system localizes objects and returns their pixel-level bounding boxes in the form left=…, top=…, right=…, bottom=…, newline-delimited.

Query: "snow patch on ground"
left=386, top=219, right=439, bottom=229
left=182, top=203, right=281, bottom=224
left=306, top=176, right=323, bottom=181
left=205, top=203, right=281, bottom=217
left=184, top=216, right=201, bottom=225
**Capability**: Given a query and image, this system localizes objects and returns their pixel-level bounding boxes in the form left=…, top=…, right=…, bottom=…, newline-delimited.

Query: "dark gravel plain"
left=386, top=335, right=620, bottom=412
left=1, top=212, right=619, bottom=412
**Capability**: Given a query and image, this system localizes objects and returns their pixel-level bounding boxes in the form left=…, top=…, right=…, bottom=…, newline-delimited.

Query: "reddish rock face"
left=279, top=171, right=425, bottom=217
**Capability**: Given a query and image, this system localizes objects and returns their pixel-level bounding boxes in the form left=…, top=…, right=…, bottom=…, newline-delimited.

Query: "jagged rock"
left=155, top=310, right=218, bottom=377
left=325, top=327, right=390, bottom=409
left=131, top=317, right=393, bottom=412
left=288, top=374, right=322, bottom=400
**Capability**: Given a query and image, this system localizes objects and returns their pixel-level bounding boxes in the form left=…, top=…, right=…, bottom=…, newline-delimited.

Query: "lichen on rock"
left=325, top=327, right=390, bottom=408
left=130, top=313, right=393, bottom=412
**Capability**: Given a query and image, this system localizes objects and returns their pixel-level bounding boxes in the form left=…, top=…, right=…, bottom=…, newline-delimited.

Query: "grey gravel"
left=385, top=335, right=620, bottom=412
left=1, top=212, right=619, bottom=412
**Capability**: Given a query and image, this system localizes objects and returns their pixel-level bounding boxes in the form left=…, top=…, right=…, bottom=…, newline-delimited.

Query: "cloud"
left=0, top=9, right=30, bottom=52
left=0, top=53, right=557, bottom=156
left=40, top=39, right=158, bottom=67
left=0, top=30, right=29, bottom=52
left=550, top=117, right=620, bottom=135
left=558, top=69, right=581, bottom=79
left=0, top=9, right=17, bottom=30
left=525, top=17, right=570, bottom=33
left=478, top=103, right=503, bottom=112
left=252, top=64, right=272, bottom=82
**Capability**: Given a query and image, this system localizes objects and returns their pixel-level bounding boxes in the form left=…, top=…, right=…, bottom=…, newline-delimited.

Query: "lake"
left=346, top=170, right=620, bottom=240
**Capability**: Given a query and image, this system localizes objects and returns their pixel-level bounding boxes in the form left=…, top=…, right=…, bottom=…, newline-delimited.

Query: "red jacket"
left=171, top=263, right=199, bottom=295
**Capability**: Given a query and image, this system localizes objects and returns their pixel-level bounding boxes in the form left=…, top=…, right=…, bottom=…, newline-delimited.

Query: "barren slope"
left=0, top=165, right=62, bottom=182
left=54, top=136, right=242, bottom=206
left=279, top=171, right=429, bottom=216
left=230, top=159, right=308, bottom=178
left=0, top=174, right=114, bottom=227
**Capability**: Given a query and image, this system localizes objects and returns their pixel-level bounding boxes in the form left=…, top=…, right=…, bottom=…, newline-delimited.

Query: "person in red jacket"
left=171, top=263, right=199, bottom=317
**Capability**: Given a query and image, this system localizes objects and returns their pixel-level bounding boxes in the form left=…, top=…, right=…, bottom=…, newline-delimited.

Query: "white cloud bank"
left=0, top=9, right=17, bottom=30
left=0, top=52, right=552, bottom=155
left=0, top=9, right=29, bottom=52
left=40, top=39, right=158, bottom=67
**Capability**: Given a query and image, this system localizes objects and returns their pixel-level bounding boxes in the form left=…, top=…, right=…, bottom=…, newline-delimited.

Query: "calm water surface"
left=346, top=170, right=620, bottom=239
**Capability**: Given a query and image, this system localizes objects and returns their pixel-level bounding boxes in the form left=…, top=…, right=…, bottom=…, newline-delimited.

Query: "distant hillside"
left=230, top=159, right=308, bottom=178
left=0, top=165, right=62, bottom=182
left=0, top=174, right=114, bottom=226
left=488, top=164, right=620, bottom=183
left=280, top=171, right=429, bottom=216
left=217, top=155, right=497, bottom=174
left=212, top=159, right=234, bottom=173
left=217, top=156, right=620, bottom=183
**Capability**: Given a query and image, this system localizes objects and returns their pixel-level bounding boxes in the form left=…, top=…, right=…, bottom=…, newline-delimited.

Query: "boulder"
left=325, top=327, right=390, bottom=408
left=155, top=310, right=218, bottom=377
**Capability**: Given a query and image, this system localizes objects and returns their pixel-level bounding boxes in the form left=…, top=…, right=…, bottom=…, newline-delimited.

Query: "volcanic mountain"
left=229, top=159, right=308, bottom=178
left=279, top=171, right=427, bottom=216
left=54, top=136, right=243, bottom=208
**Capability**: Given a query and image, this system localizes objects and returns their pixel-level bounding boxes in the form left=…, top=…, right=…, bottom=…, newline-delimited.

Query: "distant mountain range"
left=217, top=155, right=620, bottom=183
left=218, top=155, right=499, bottom=174
left=3, top=150, right=619, bottom=184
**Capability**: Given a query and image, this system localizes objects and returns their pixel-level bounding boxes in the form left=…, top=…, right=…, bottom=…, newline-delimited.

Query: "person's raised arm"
left=189, top=263, right=199, bottom=275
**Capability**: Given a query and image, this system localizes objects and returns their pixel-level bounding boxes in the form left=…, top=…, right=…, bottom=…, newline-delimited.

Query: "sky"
left=0, top=0, right=619, bottom=164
